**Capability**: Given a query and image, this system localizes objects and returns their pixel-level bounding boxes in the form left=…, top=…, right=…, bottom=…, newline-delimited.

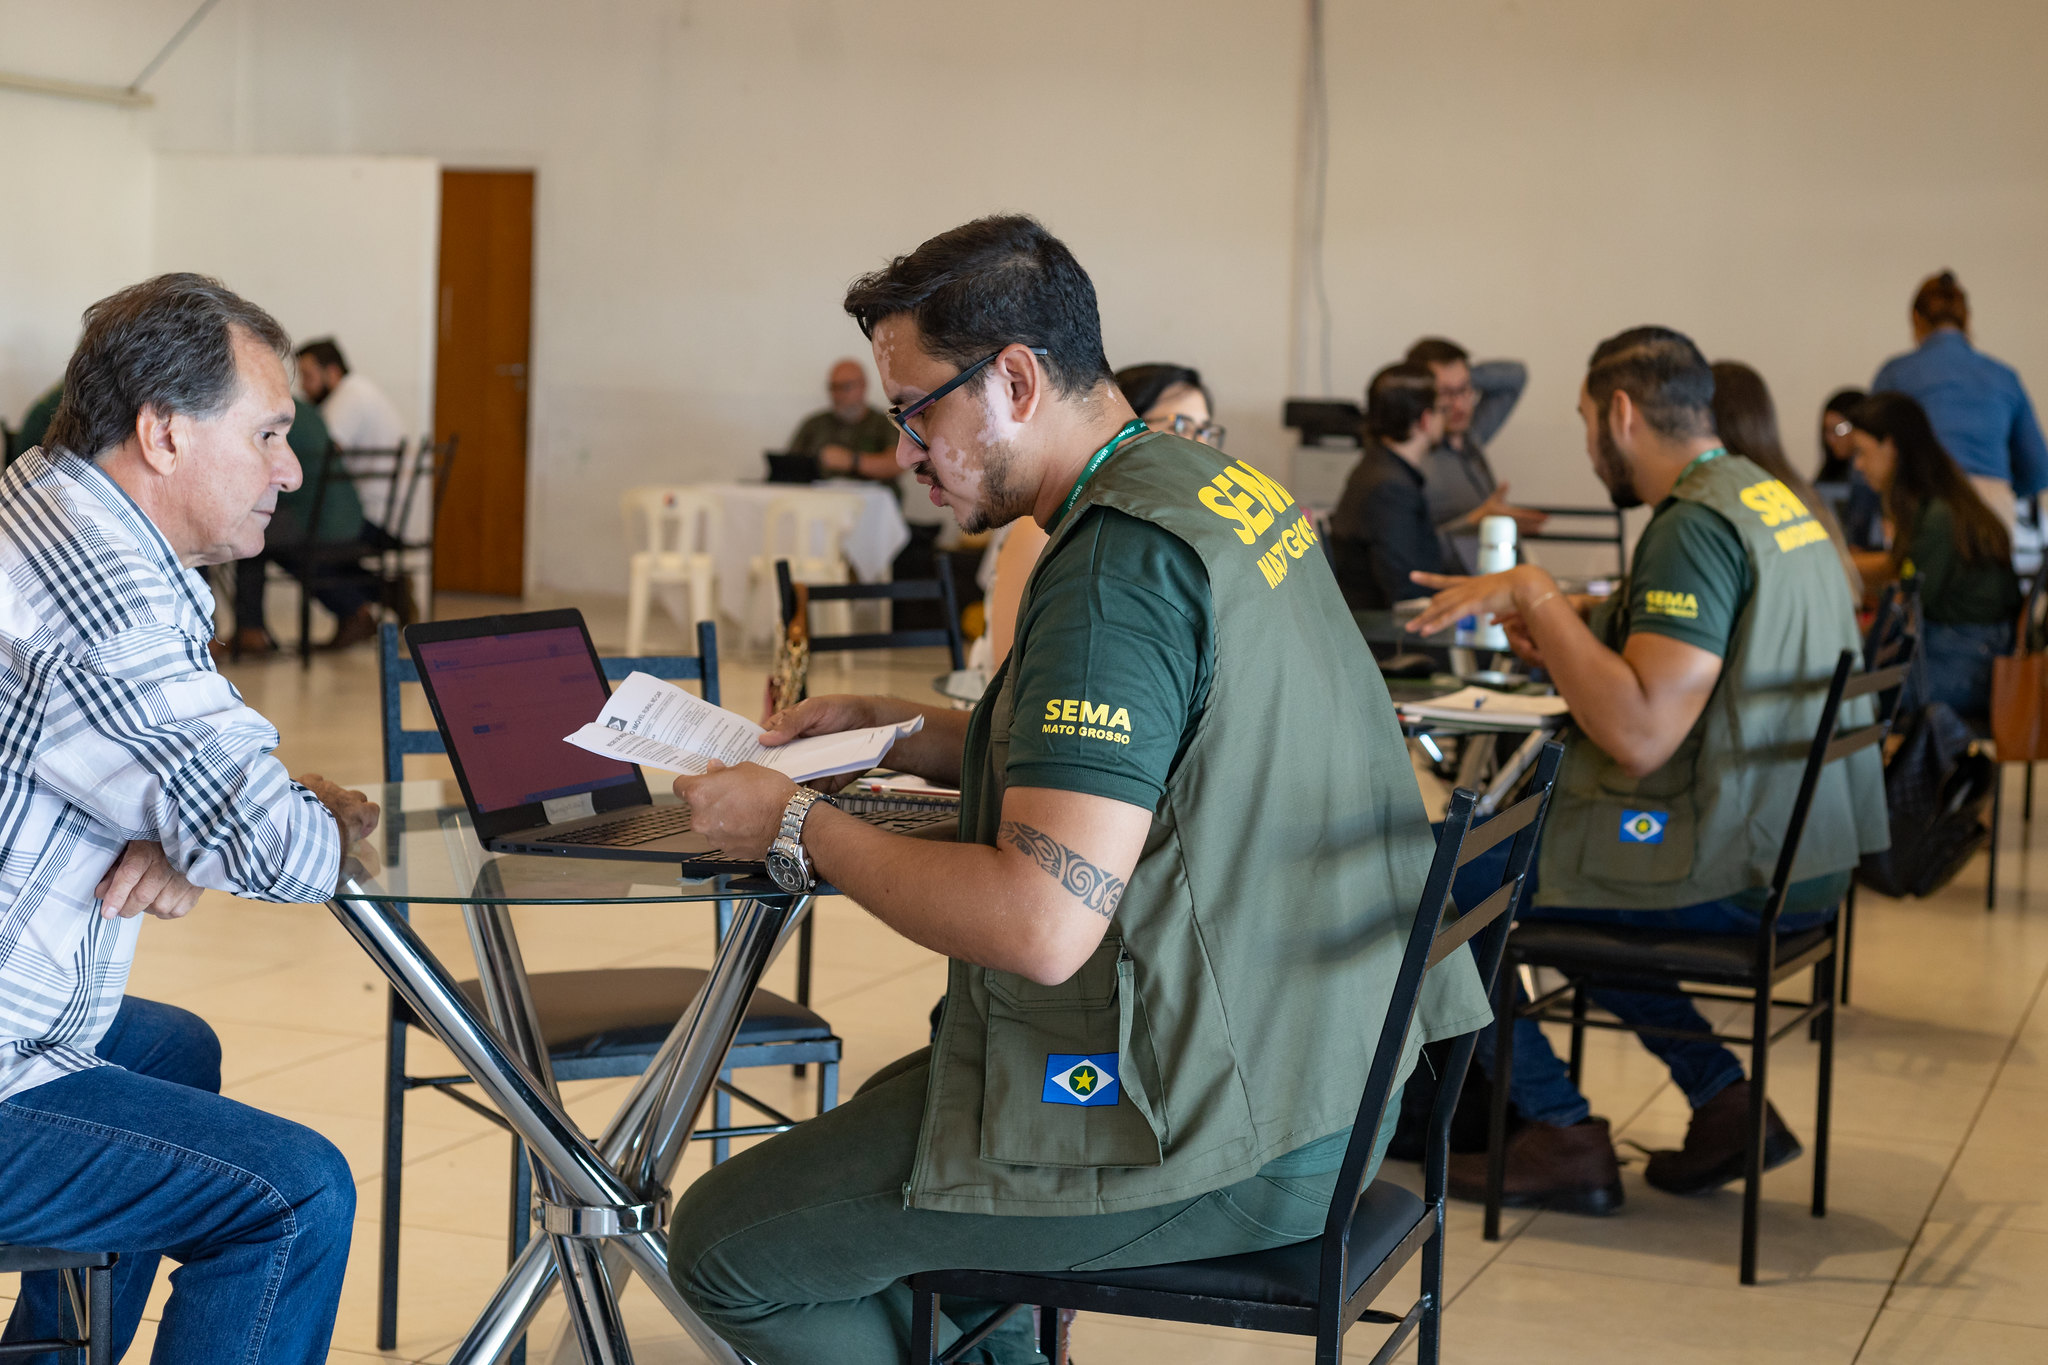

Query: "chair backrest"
left=762, top=495, right=849, bottom=563
left=333, top=441, right=408, bottom=524
left=392, top=436, right=458, bottom=549
left=1757, top=641, right=1914, bottom=927
left=377, top=618, right=721, bottom=783
left=774, top=555, right=966, bottom=669
left=1318, top=741, right=1565, bottom=1298
left=621, top=486, right=719, bottom=560
left=1523, top=504, right=1628, bottom=578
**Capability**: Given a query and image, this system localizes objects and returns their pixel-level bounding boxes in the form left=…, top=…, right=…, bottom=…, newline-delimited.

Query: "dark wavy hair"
left=1364, top=362, right=1438, bottom=443
left=1114, top=363, right=1209, bottom=419
left=1585, top=325, right=1715, bottom=440
left=1912, top=270, right=1969, bottom=331
left=843, top=215, right=1113, bottom=399
left=46, top=273, right=290, bottom=460
left=1851, top=390, right=2009, bottom=568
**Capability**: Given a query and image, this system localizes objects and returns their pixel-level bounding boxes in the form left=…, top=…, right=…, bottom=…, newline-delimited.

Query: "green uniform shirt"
left=272, top=400, right=366, bottom=544
left=14, top=384, right=62, bottom=456
left=787, top=407, right=897, bottom=460
left=1588, top=487, right=1849, bottom=916
left=1900, top=498, right=2022, bottom=626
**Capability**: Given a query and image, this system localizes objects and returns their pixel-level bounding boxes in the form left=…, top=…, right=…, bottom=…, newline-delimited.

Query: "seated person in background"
left=7, top=382, right=63, bottom=465
left=789, top=358, right=900, bottom=480
left=1405, top=336, right=1547, bottom=567
left=1709, top=360, right=1861, bottom=597
left=1847, top=391, right=2020, bottom=718
left=663, top=215, right=1489, bottom=1365
left=983, top=361, right=1223, bottom=667
left=1328, top=362, right=1452, bottom=610
left=0, top=273, right=380, bottom=1363
left=296, top=337, right=409, bottom=539
left=1872, top=270, right=2048, bottom=538
left=1408, top=326, right=1887, bottom=1214
left=1814, top=386, right=1887, bottom=551
left=229, top=397, right=385, bottom=654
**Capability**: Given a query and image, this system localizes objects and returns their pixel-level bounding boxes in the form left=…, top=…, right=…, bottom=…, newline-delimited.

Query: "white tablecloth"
left=700, top=481, right=911, bottom=624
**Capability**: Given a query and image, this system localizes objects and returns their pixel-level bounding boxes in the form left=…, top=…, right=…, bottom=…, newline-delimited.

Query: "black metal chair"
left=375, top=435, right=459, bottom=624
left=372, top=620, right=842, bottom=1353
left=1523, top=504, right=1629, bottom=578
left=0, top=1245, right=116, bottom=1363
left=285, top=444, right=390, bottom=668
left=772, top=554, right=965, bottom=1036
left=1485, top=647, right=1909, bottom=1284
left=906, top=742, right=1564, bottom=1365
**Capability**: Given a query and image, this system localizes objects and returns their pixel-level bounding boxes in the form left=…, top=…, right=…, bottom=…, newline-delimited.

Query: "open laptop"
left=404, top=610, right=955, bottom=869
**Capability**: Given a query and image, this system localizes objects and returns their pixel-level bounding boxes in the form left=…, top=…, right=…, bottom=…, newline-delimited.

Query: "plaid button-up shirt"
left=0, top=447, right=339, bottom=1102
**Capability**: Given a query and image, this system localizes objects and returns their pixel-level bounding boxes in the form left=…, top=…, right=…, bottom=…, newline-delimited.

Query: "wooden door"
left=433, top=169, right=533, bottom=595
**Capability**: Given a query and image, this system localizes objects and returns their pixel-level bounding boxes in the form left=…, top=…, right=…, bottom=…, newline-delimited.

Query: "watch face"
left=766, top=849, right=804, bottom=893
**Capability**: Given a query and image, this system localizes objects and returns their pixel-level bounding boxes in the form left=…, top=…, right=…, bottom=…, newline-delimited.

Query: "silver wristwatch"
left=765, top=788, right=829, bottom=893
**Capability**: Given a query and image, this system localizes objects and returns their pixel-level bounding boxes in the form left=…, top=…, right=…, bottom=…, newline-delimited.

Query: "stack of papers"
left=564, top=672, right=922, bottom=783
left=1396, top=687, right=1570, bottom=729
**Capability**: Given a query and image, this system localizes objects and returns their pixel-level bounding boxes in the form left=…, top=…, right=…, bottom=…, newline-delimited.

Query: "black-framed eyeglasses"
left=888, top=346, right=1049, bottom=453
left=1150, top=413, right=1227, bottom=449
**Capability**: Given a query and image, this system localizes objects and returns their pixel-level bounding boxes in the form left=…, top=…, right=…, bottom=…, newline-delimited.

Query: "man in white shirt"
left=295, top=337, right=408, bottom=542
left=0, top=275, right=380, bottom=1363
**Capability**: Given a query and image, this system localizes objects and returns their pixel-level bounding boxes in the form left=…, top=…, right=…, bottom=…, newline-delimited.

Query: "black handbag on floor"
left=1857, top=700, right=1995, bottom=898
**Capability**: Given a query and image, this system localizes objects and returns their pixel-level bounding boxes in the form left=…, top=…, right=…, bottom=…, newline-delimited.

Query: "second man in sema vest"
left=1406, top=327, right=1887, bottom=1216
left=661, top=216, right=1491, bottom=1365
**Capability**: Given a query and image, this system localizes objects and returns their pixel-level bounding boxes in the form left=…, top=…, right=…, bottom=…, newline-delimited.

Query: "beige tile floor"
left=6, top=585, right=2048, bottom=1362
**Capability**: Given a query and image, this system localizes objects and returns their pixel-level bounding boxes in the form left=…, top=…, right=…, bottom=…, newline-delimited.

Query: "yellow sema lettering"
left=1642, top=589, right=1699, bottom=619
left=1041, top=698, right=1134, bottom=745
left=1257, top=512, right=1321, bottom=589
left=1199, top=460, right=1296, bottom=544
left=1738, top=478, right=1810, bottom=528
left=1773, top=519, right=1830, bottom=553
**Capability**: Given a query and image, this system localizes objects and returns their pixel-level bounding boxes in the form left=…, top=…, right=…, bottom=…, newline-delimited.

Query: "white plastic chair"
left=622, top=487, right=719, bottom=655
left=748, top=495, right=853, bottom=652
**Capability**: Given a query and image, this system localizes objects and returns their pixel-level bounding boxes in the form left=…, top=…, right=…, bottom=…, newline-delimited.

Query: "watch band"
left=778, top=787, right=827, bottom=847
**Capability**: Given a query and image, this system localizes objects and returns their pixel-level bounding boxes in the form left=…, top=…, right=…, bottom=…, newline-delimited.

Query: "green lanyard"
left=1051, top=419, right=1150, bottom=531
left=1674, top=445, right=1727, bottom=488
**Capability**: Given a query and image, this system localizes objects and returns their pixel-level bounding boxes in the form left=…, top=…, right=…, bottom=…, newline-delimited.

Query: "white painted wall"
left=0, top=89, right=153, bottom=424
left=149, top=153, right=439, bottom=439
left=9, top=0, right=2048, bottom=595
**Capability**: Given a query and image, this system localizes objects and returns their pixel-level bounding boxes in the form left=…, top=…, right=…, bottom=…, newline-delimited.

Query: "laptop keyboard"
left=550, top=806, right=695, bottom=846
left=549, top=792, right=959, bottom=847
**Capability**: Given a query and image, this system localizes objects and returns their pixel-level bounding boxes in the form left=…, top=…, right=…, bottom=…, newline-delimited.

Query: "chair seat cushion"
left=1510, top=920, right=1832, bottom=984
left=926, top=1181, right=1424, bottom=1310
left=399, top=967, right=833, bottom=1060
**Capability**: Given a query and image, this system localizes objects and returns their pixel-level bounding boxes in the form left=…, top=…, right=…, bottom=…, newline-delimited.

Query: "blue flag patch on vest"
left=1042, top=1054, right=1120, bottom=1106
left=1620, top=810, right=1667, bottom=844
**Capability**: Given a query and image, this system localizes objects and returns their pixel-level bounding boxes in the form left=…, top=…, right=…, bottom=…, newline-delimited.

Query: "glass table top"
left=334, top=781, right=788, bottom=905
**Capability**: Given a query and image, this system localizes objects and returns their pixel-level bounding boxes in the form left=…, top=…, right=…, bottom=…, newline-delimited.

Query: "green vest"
left=908, top=433, right=1492, bottom=1216
left=1537, top=454, right=1889, bottom=909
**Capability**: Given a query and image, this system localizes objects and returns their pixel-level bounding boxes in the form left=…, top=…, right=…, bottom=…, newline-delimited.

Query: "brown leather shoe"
left=1643, top=1080, right=1803, bottom=1195
left=231, top=627, right=278, bottom=660
left=321, top=604, right=380, bottom=651
left=1448, top=1117, right=1625, bottom=1216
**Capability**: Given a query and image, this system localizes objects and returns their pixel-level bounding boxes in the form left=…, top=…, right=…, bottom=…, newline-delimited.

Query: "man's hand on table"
left=1408, top=565, right=1572, bottom=669
left=96, top=841, right=202, bottom=920
left=296, top=773, right=381, bottom=847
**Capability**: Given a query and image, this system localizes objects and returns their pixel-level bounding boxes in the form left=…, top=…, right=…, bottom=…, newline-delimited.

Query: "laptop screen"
left=411, top=626, right=640, bottom=813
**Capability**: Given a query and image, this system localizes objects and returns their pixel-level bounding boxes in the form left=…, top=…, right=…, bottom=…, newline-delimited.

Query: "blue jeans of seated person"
left=1445, top=827, right=1836, bottom=1129
left=1900, top=619, right=2011, bottom=720
left=0, top=997, right=353, bottom=1365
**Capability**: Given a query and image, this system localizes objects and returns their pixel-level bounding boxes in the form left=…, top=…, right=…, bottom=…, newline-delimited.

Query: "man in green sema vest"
left=663, top=215, right=1492, bottom=1365
left=1405, top=327, right=1887, bottom=1215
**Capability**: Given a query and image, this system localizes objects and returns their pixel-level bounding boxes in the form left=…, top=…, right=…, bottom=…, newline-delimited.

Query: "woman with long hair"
left=1710, top=361, right=1861, bottom=597
left=1812, top=386, right=1885, bottom=550
left=1848, top=390, right=2021, bottom=716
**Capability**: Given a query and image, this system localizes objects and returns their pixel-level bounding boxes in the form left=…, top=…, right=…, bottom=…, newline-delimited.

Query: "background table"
left=331, top=780, right=799, bottom=1365
left=699, top=481, right=911, bottom=625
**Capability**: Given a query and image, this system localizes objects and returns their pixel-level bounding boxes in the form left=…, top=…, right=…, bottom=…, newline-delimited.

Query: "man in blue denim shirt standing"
left=1872, top=270, right=2048, bottom=547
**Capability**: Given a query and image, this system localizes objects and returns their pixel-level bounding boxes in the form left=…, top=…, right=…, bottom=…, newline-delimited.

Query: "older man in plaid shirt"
left=0, top=275, right=380, bottom=1364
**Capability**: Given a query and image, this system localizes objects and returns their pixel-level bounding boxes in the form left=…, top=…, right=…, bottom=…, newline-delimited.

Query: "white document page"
left=563, top=672, right=921, bottom=782
left=1396, top=686, right=1570, bottom=728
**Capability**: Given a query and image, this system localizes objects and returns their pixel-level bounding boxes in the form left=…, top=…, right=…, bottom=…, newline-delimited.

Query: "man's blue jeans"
left=1448, top=831, right=1835, bottom=1128
left=0, top=998, right=354, bottom=1364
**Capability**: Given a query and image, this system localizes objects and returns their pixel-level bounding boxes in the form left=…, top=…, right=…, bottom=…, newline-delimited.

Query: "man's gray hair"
left=45, top=273, right=291, bottom=460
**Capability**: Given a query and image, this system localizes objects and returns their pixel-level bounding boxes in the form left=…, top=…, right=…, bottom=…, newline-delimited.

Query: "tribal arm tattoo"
left=999, top=820, right=1125, bottom=921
